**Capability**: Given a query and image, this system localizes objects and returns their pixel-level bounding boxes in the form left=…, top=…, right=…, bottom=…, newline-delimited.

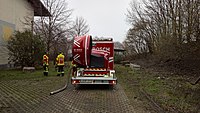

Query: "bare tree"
left=72, top=16, right=90, bottom=36
left=34, top=0, right=73, bottom=54
left=125, top=0, right=200, bottom=59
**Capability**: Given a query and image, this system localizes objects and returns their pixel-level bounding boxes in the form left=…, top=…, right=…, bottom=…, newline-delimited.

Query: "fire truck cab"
left=71, top=35, right=117, bottom=85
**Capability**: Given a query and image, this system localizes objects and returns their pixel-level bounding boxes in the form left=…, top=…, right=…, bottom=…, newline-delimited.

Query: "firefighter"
left=43, top=52, right=49, bottom=76
left=71, top=60, right=77, bottom=77
left=56, top=52, right=65, bottom=76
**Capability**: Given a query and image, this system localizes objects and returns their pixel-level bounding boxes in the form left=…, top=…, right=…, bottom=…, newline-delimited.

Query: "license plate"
left=80, top=80, right=92, bottom=83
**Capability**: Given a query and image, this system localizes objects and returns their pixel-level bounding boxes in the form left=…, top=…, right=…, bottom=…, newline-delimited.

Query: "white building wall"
left=0, top=0, right=34, bottom=31
left=0, top=0, right=34, bottom=66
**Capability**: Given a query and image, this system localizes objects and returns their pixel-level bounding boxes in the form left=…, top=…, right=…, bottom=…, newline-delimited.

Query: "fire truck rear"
left=71, top=35, right=117, bottom=85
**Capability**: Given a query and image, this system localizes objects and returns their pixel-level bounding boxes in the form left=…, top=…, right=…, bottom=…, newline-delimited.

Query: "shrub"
left=7, top=30, right=45, bottom=68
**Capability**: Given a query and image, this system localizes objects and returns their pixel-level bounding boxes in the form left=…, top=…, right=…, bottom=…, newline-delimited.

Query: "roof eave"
left=27, top=0, right=51, bottom=17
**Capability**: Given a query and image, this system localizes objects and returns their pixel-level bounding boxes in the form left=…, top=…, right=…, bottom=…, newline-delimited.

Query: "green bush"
left=7, top=30, right=45, bottom=67
left=114, top=53, right=125, bottom=64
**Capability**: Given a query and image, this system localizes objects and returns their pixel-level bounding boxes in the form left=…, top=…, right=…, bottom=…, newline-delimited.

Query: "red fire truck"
left=71, top=35, right=117, bottom=85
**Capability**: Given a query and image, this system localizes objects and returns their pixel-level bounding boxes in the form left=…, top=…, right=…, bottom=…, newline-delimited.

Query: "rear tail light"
left=109, top=80, right=116, bottom=84
left=72, top=80, right=80, bottom=84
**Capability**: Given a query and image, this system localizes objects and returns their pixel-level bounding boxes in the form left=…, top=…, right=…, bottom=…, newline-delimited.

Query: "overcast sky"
left=68, top=0, right=133, bottom=42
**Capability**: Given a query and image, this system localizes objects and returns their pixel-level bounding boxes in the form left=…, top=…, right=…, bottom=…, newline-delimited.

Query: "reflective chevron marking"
left=74, top=40, right=80, bottom=47
left=73, top=54, right=81, bottom=63
left=109, top=57, right=114, bottom=62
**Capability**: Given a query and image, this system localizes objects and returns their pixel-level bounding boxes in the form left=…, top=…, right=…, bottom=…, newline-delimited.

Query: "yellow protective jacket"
left=43, top=54, right=49, bottom=65
left=56, top=54, right=65, bottom=66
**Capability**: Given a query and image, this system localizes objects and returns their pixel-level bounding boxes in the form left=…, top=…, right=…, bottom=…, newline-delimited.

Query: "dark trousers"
left=43, top=64, right=48, bottom=76
left=57, top=65, right=64, bottom=76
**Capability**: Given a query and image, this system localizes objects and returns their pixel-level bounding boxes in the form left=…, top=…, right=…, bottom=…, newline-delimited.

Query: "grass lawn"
left=115, top=64, right=200, bottom=113
left=0, top=63, right=71, bottom=81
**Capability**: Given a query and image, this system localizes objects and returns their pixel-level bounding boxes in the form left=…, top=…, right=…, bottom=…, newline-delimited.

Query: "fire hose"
left=50, top=66, right=73, bottom=95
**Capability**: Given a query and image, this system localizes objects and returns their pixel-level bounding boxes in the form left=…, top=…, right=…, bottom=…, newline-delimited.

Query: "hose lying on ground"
left=50, top=67, right=72, bottom=95
left=191, top=76, right=200, bottom=85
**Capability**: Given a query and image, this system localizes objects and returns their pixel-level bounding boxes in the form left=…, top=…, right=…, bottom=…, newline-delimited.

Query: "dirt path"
left=0, top=79, right=135, bottom=113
